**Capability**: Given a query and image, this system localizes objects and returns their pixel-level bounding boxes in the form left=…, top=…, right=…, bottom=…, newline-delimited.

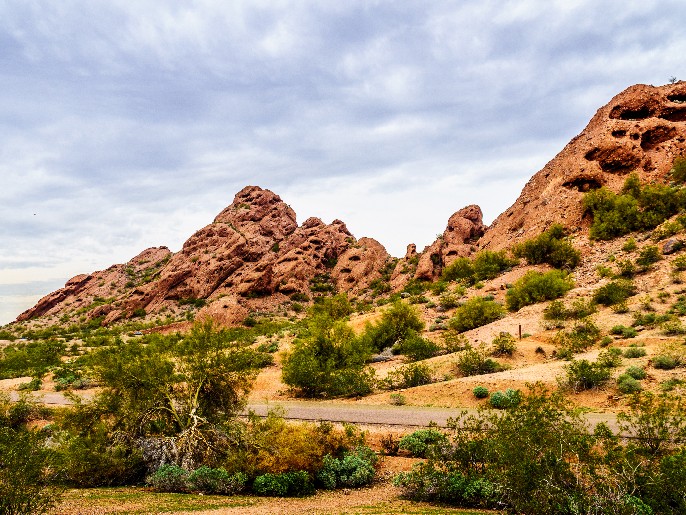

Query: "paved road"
left=9, top=391, right=620, bottom=432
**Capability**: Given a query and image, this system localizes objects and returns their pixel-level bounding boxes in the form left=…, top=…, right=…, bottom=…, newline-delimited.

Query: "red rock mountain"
left=18, top=186, right=391, bottom=325
left=17, top=83, right=686, bottom=325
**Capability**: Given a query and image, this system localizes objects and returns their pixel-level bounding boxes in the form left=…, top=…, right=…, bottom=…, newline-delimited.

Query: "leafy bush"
left=361, top=301, right=424, bottom=352
left=489, top=388, right=521, bottom=409
left=623, top=237, right=638, bottom=251
left=596, top=347, right=623, bottom=368
left=472, top=386, right=489, bottom=399
left=252, top=470, right=314, bottom=497
left=636, top=245, right=662, bottom=268
left=624, top=346, right=647, bottom=358
left=379, top=363, right=433, bottom=390
left=653, top=354, right=679, bottom=370
left=543, top=297, right=597, bottom=321
left=616, top=374, right=643, bottom=394
left=391, top=333, right=439, bottom=361
left=563, top=359, right=611, bottom=391
left=448, top=297, right=505, bottom=333
left=672, top=156, right=686, bottom=183
left=394, top=467, right=497, bottom=507
left=442, top=250, right=516, bottom=284
left=398, top=429, right=447, bottom=458
left=584, top=173, right=686, bottom=239
left=610, top=325, right=638, bottom=338
left=491, top=332, right=517, bottom=356
left=625, top=366, right=647, bottom=380
left=553, top=319, right=601, bottom=355
left=146, top=464, right=189, bottom=493
left=506, top=270, right=573, bottom=311
left=317, top=446, right=377, bottom=489
left=186, top=466, right=248, bottom=494
left=512, top=224, right=581, bottom=270
left=454, top=345, right=502, bottom=377
left=592, top=279, right=637, bottom=306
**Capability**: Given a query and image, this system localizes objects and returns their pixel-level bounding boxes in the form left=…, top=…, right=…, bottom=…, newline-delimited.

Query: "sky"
left=1, top=1, right=685, bottom=325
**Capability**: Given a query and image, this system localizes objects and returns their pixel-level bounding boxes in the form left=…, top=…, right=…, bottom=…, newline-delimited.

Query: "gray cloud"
left=1, top=1, right=686, bottom=323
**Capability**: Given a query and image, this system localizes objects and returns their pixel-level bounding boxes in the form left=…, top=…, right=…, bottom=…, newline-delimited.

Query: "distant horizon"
left=3, top=1, right=686, bottom=325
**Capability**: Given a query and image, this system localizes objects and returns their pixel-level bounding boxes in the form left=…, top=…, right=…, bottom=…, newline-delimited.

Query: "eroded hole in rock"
left=641, top=126, right=677, bottom=150
left=631, top=133, right=640, bottom=140
left=562, top=177, right=602, bottom=192
left=348, top=255, right=361, bottom=261
left=585, top=146, right=641, bottom=174
left=660, top=108, right=686, bottom=122
left=340, top=268, right=352, bottom=274
left=446, top=250, right=458, bottom=256
left=609, top=105, right=653, bottom=120
left=611, top=130, right=627, bottom=138
left=668, top=93, right=686, bottom=103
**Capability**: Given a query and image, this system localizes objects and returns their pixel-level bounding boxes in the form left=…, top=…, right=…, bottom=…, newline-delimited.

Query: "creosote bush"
left=454, top=345, right=502, bottom=377
left=490, top=332, right=517, bottom=356
left=448, top=297, right=505, bottom=333
left=441, top=250, right=517, bottom=285
left=505, top=270, right=573, bottom=311
left=398, top=429, right=447, bottom=458
left=512, top=223, right=581, bottom=270
left=593, top=279, right=637, bottom=306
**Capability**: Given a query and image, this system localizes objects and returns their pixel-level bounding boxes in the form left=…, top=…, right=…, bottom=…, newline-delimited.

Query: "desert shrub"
left=672, top=156, right=686, bottom=183
left=553, top=319, right=601, bottom=355
left=490, top=332, right=517, bottom=356
left=653, top=355, right=679, bottom=370
left=454, top=345, right=502, bottom=377
left=633, top=312, right=672, bottom=327
left=442, top=250, right=516, bottom=284
left=361, top=301, right=424, bottom=352
left=283, top=317, right=374, bottom=398
left=615, top=259, right=637, bottom=277
left=398, top=429, right=447, bottom=458
left=593, top=279, right=637, bottom=306
left=438, top=292, right=461, bottom=309
left=563, top=359, right=611, bottom=391
left=636, top=245, right=662, bottom=268
left=506, top=270, right=573, bottom=311
left=584, top=173, right=686, bottom=239
left=380, top=363, right=433, bottom=390
left=673, top=255, right=686, bottom=271
left=625, top=366, right=647, bottom=380
left=391, top=333, right=439, bottom=361
left=617, top=374, right=643, bottom=394
left=389, top=393, right=406, bottom=405
left=441, top=329, right=469, bottom=353
left=186, top=466, right=248, bottom=495
left=512, top=224, right=581, bottom=270
left=489, top=388, right=521, bottom=409
left=652, top=220, right=683, bottom=241
left=252, top=470, right=314, bottom=497
left=381, top=434, right=400, bottom=456
left=394, top=467, right=497, bottom=507
left=543, top=298, right=597, bottom=321
left=662, top=319, right=686, bottom=335
left=146, top=464, right=189, bottom=493
left=0, top=426, right=62, bottom=515
left=623, top=237, right=638, bottom=251
left=0, top=340, right=66, bottom=379
left=472, top=386, right=489, bottom=399
left=317, top=446, right=377, bottom=489
left=611, top=325, right=638, bottom=338
left=448, top=297, right=505, bottom=333
left=596, top=347, right=623, bottom=368
left=624, top=346, right=647, bottom=358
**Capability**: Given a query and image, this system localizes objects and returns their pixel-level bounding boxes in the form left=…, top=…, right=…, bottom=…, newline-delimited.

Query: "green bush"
left=398, top=429, right=447, bottom=458
left=317, top=446, right=377, bottom=489
left=491, top=332, right=517, bottom=356
left=472, top=386, right=489, bottom=399
left=636, top=245, right=662, bottom=268
left=596, top=347, right=623, bottom=368
left=625, top=366, right=647, bottom=380
left=361, top=301, right=424, bottom=352
left=489, top=388, right=521, bottom=409
left=252, top=470, right=314, bottom=497
left=186, top=466, right=248, bottom=494
left=506, top=270, right=573, bottom=311
left=584, top=173, right=686, bottom=239
left=448, top=298, right=505, bottom=333
left=454, top=346, right=502, bottom=377
left=624, top=346, right=647, bottom=358
left=380, top=363, right=433, bottom=390
left=512, top=224, right=581, bottom=270
left=393, top=467, right=497, bottom=507
left=563, top=359, right=611, bottom=391
left=391, top=332, right=439, bottom=361
left=672, top=156, right=686, bottom=183
left=653, top=354, right=679, bottom=370
left=623, top=238, right=638, bottom=251
left=442, top=250, right=516, bottom=284
left=617, top=374, right=643, bottom=394
left=146, top=464, right=188, bottom=493
left=543, top=298, right=597, bottom=321
left=553, top=319, right=601, bottom=355
left=610, top=325, right=638, bottom=338
left=592, top=279, right=637, bottom=306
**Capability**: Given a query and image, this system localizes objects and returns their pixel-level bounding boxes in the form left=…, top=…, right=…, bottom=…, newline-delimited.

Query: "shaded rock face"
left=18, top=186, right=392, bottom=325
left=479, top=83, right=686, bottom=250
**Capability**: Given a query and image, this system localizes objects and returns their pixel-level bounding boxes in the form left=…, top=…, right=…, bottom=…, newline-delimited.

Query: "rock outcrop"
left=18, top=186, right=392, bottom=325
left=479, top=83, right=686, bottom=250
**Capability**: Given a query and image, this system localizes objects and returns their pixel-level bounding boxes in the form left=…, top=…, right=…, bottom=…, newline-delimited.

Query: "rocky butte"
left=17, top=82, right=686, bottom=326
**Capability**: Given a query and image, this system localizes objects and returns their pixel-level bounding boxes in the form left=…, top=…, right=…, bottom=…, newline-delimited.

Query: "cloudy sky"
left=1, top=1, right=685, bottom=325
